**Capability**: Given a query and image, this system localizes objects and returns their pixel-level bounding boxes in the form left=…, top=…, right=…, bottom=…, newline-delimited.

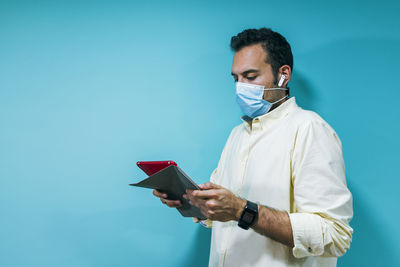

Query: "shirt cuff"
left=289, top=212, right=324, bottom=258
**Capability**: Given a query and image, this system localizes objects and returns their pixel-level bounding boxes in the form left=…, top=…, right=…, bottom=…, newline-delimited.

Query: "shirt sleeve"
left=289, top=119, right=353, bottom=258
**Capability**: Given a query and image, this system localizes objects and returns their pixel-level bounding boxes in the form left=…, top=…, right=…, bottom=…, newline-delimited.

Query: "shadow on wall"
left=340, top=182, right=398, bottom=267
left=294, top=38, right=400, bottom=266
left=301, top=38, right=400, bottom=266
left=289, top=70, right=319, bottom=111
left=180, top=225, right=211, bottom=267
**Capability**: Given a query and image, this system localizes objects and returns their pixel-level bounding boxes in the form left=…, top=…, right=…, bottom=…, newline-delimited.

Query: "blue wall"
left=1, top=1, right=399, bottom=266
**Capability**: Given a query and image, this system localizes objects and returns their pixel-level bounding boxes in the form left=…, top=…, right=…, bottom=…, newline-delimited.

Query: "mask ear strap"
left=263, top=87, right=288, bottom=91
left=271, top=95, right=288, bottom=105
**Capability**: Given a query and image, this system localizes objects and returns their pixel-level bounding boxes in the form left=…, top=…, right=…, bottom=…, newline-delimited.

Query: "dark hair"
left=230, top=28, right=293, bottom=84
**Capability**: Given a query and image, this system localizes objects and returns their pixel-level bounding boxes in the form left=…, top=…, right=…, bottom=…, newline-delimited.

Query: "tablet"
left=131, top=164, right=206, bottom=219
left=137, top=160, right=177, bottom=176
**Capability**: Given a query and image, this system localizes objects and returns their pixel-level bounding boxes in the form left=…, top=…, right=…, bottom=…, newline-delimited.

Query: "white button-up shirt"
left=207, top=97, right=353, bottom=267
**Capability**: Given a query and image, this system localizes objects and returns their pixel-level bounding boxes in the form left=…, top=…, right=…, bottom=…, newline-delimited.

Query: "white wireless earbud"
left=278, top=75, right=286, bottom=87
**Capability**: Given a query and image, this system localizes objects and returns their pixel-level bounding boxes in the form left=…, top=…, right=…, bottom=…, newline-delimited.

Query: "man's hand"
left=184, top=183, right=294, bottom=247
left=183, top=182, right=246, bottom=222
left=153, top=189, right=182, bottom=208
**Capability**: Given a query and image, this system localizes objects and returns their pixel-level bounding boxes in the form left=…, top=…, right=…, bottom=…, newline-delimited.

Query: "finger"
left=153, top=189, right=167, bottom=198
left=198, top=182, right=221, bottom=190
left=205, top=182, right=223, bottom=189
left=185, top=190, right=197, bottom=200
left=206, top=199, right=217, bottom=209
left=188, top=197, right=207, bottom=208
left=159, top=197, right=172, bottom=204
left=191, top=189, right=219, bottom=199
left=198, top=183, right=212, bottom=190
left=200, top=206, right=215, bottom=219
left=160, top=198, right=182, bottom=208
left=200, top=206, right=209, bottom=218
left=164, top=199, right=182, bottom=207
left=185, top=191, right=206, bottom=204
left=185, top=190, right=210, bottom=207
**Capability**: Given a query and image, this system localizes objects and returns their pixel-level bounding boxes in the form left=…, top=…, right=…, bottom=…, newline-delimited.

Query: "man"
left=154, top=28, right=353, bottom=267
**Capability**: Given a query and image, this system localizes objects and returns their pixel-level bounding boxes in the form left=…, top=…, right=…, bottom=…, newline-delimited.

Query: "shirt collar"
left=241, top=97, right=298, bottom=132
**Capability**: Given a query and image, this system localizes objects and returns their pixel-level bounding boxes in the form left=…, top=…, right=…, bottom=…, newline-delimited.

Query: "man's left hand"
left=184, top=182, right=246, bottom=222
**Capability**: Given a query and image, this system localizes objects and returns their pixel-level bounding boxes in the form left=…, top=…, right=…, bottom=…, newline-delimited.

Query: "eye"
left=246, top=76, right=257, bottom=81
left=232, top=74, right=238, bottom=82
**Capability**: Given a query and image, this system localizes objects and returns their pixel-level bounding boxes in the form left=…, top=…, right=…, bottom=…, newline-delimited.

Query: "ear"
left=279, top=65, right=292, bottom=87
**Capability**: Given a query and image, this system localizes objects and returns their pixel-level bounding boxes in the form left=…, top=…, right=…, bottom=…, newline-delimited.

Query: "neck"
left=269, top=96, right=288, bottom=112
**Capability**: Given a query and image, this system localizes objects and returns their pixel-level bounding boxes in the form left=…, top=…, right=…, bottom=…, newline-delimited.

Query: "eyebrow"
left=231, top=69, right=260, bottom=76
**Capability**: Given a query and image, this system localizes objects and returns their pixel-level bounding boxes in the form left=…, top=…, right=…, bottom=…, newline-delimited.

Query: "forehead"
left=232, top=44, right=268, bottom=74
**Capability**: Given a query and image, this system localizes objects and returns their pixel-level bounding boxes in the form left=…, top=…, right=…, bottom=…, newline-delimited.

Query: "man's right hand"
left=153, top=189, right=182, bottom=208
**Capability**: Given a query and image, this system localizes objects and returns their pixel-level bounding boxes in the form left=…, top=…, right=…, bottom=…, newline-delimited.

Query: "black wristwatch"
left=238, top=200, right=258, bottom=230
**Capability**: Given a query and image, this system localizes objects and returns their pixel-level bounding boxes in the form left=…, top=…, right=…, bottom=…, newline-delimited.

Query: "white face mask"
left=235, top=82, right=288, bottom=118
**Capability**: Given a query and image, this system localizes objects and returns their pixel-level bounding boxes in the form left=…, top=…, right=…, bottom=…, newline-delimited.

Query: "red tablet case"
left=136, top=160, right=177, bottom=176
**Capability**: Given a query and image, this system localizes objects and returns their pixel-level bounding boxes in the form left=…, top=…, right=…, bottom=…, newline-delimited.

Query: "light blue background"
left=1, top=1, right=399, bottom=266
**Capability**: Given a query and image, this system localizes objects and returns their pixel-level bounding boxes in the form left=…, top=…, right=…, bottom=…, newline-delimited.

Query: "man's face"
left=231, top=44, right=284, bottom=103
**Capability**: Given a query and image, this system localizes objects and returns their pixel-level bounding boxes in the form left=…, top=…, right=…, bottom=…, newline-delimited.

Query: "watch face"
left=238, top=201, right=258, bottom=230
left=243, top=212, right=255, bottom=223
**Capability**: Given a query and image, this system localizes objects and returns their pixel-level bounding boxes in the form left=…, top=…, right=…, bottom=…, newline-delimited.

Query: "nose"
left=237, top=76, right=245, bottom=83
